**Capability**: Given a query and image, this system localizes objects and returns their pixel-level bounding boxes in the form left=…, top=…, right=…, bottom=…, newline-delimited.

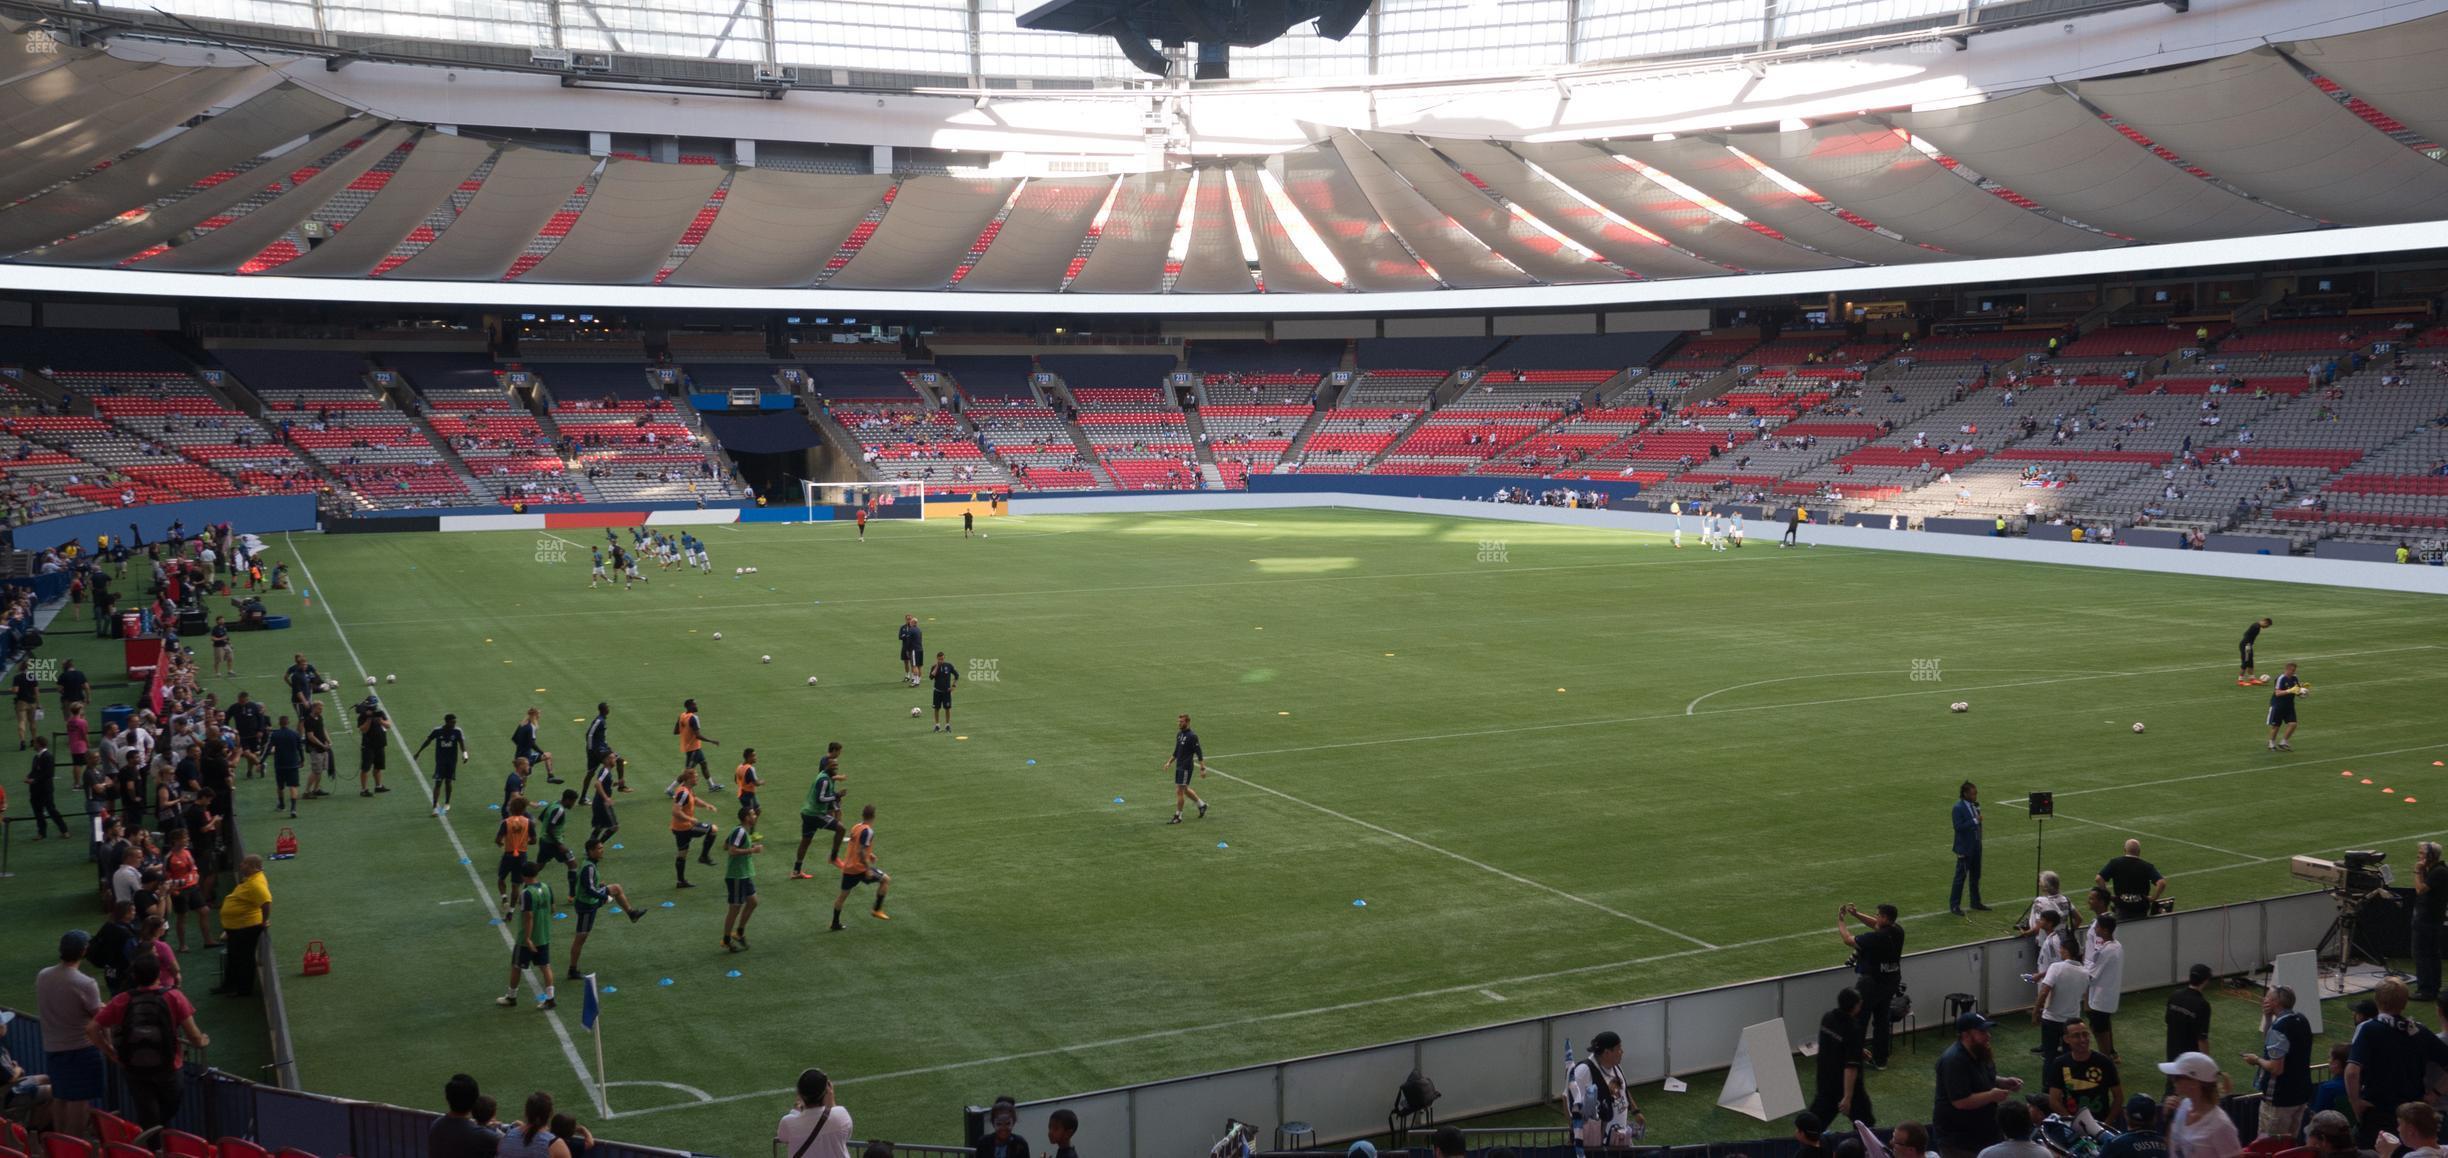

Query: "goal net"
left=802, top=479, right=928, bottom=521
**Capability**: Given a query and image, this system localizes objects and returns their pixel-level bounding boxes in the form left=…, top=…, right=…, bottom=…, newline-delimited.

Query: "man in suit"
left=1952, top=780, right=1988, bottom=916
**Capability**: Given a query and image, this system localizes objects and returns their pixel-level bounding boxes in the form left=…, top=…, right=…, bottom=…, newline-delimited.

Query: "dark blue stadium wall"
left=11, top=495, right=320, bottom=552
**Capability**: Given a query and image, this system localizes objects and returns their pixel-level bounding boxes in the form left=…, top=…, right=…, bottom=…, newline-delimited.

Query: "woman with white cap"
left=2160, top=1051, right=2241, bottom=1158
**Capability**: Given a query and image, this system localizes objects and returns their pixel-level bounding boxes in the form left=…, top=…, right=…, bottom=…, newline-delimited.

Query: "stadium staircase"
left=1276, top=375, right=1350, bottom=467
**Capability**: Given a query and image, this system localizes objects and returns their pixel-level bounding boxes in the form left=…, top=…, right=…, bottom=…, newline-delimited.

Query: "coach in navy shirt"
left=1951, top=781, right=1986, bottom=915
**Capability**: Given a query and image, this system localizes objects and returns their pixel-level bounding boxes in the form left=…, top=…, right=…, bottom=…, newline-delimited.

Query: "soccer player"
left=2239, top=618, right=2273, bottom=686
left=589, top=546, right=609, bottom=589
left=284, top=652, right=321, bottom=718
left=209, top=616, right=234, bottom=676
left=693, top=535, right=713, bottom=575
left=502, top=756, right=529, bottom=817
left=267, top=715, right=303, bottom=819
left=793, top=743, right=846, bottom=879
left=675, top=699, right=722, bottom=791
left=830, top=803, right=889, bottom=930
left=1669, top=499, right=1683, bottom=549
left=1783, top=505, right=1804, bottom=548
left=927, top=651, right=958, bottom=732
left=356, top=697, right=391, bottom=797
left=855, top=506, right=868, bottom=542
left=2267, top=662, right=2307, bottom=751
left=415, top=712, right=469, bottom=815
left=584, top=703, right=623, bottom=795
left=622, top=545, right=646, bottom=587
left=586, top=754, right=622, bottom=848
left=670, top=767, right=716, bottom=888
left=536, top=788, right=580, bottom=898
left=494, top=793, right=533, bottom=915
left=962, top=509, right=974, bottom=538
left=513, top=706, right=559, bottom=785
left=498, top=861, right=556, bottom=1010
left=898, top=616, right=923, bottom=686
left=734, top=747, right=762, bottom=815
left=721, top=802, right=763, bottom=952
left=1730, top=511, right=1745, bottom=548
left=565, top=838, right=645, bottom=981
left=1160, top=713, right=1209, bottom=825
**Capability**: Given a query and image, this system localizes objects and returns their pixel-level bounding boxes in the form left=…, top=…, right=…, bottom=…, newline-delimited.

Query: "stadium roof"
left=6, top=6, right=2448, bottom=309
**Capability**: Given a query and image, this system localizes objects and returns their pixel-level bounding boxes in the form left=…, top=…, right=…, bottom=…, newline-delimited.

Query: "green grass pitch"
left=19, top=508, right=2448, bottom=1153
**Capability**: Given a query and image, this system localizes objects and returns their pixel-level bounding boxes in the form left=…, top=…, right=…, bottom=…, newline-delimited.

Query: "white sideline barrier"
left=1008, top=891, right=2338, bottom=1156
left=1003, top=491, right=2448, bottom=595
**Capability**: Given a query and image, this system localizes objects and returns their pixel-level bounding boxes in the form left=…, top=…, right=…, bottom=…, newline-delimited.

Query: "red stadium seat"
left=87, top=1113, right=140, bottom=1147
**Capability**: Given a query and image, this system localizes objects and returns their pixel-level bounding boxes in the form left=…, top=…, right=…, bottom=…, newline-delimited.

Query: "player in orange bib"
left=670, top=768, right=717, bottom=888
left=674, top=699, right=724, bottom=791
left=494, top=794, right=533, bottom=916
left=830, top=803, right=890, bottom=931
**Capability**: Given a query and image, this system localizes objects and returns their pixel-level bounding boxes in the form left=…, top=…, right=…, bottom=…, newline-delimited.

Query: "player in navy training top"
left=2238, top=618, right=2272, bottom=686
left=2266, top=662, right=2307, bottom=751
left=1160, top=713, right=1208, bottom=825
left=927, top=652, right=958, bottom=732
left=414, top=712, right=469, bottom=814
left=899, top=616, right=924, bottom=686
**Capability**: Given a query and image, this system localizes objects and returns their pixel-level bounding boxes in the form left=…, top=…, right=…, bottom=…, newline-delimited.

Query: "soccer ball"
left=385, top=674, right=396, bottom=684
left=1949, top=701, right=1969, bottom=713
left=806, top=676, right=820, bottom=686
left=910, top=707, right=922, bottom=718
left=760, top=655, right=772, bottom=664
left=712, top=632, right=723, bottom=640
left=2132, top=722, right=2147, bottom=733
left=364, top=676, right=377, bottom=687
left=746, top=567, right=759, bottom=574
left=734, top=567, right=743, bottom=575
left=320, top=680, right=337, bottom=692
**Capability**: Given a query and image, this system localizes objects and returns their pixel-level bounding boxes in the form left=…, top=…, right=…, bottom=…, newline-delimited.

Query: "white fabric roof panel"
left=0, top=63, right=264, bottom=208
left=2285, top=14, right=2448, bottom=158
left=1607, top=136, right=1950, bottom=266
left=0, top=19, right=75, bottom=89
left=141, top=123, right=414, bottom=273
left=1268, top=141, right=1438, bottom=292
left=31, top=119, right=372, bottom=267
left=665, top=170, right=892, bottom=288
left=1890, top=90, right=2311, bottom=244
left=0, top=85, right=351, bottom=256
left=1429, top=138, right=1732, bottom=279
left=521, top=160, right=727, bottom=285
left=1512, top=139, right=1834, bottom=272
left=1064, top=171, right=1187, bottom=295
left=274, top=131, right=495, bottom=277
left=2076, top=49, right=2448, bottom=225
left=385, top=147, right=598, bottom=282
left=1170, top=169, right=1257, bottom=295
left=1724, top=122, right=2118, bottom=257
left=1359, top=132, right=1621, bottom=285
left=955, top=175, right=1111, bottom=293
left=1231, top=162, right=1338, bottom=294
left=1326, top=130, right=1529, bottom=289
left=827, top=177, right=1016, bottom=292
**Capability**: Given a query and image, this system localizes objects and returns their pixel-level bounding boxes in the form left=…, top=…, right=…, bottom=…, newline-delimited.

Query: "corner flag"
left=581, top=974, right=601, bottom=1031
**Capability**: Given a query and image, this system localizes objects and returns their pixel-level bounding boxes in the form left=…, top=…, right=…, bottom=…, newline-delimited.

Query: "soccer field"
left=222, top=509, right=2447, bottom=1153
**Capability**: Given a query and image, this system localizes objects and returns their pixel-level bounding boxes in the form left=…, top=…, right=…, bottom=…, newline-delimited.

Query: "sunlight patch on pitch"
left=1248, top=556, right=1361, bottom=573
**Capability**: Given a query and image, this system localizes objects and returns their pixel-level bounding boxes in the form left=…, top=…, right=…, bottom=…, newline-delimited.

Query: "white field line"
left=1201, top=761, right=1718, bottom=949
left=284, top=533, right=610, bottom=1118
left=2007, top=742, right=2448, bottom=805
left=1209, top=644, right=2443, bottom=763
left=2030, top=811, right=2262, bottom=862
left=608, top=822, right=2427, bottom=1122
left=1684, top=667, right=2132, bottom=715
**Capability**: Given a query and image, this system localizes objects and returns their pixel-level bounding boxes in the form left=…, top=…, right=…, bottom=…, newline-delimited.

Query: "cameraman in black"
left=1839, top=902, right=1907, bottom=1068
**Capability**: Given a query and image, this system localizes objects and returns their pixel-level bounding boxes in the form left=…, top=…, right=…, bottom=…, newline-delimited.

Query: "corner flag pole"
left=582, top=973, right=607, bottom=1110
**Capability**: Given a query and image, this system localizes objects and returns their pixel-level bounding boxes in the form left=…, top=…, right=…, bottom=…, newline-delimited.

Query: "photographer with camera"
left=1840, top=902, right=1907, bottom=1069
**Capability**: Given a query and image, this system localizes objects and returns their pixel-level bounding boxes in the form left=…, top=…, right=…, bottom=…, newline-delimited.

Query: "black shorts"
left=1174, top=765, right=1195, bottom=787
left=517, top=747, right=545, bottom=766
left=725, top=878, right=756, bottom=904
left=2240, top=643, right=2255, bottom=668
left=591, top=799, right=617, bottom=827
left=497, top=853, right=527, bottom=880
left=2086, top=1008, right=2115, bottom=1032
left=673, top=824, right=711, bottom=850
left=574, top=907, right=600, bottom=935
left=932, top=690, right=952, bottom=708
left=433, top=764, right=457, bottom=782
left=684, top=749, right=708, bottom=771
left=801, top=812, right=840, bottom=838
left=2268, top=700, right=2298, bottom=726
left=361, top=747, right=386, bottom=771
left=537, top=841, right=573, bottom=868
left=901, top=648, right=921, bottom=667
left=274, top=765, right=300, bottom=789
left=587, top=749, right=613, bottom=771
left=838, top=869, right=881, bottom=892
left=738, top=791, right=759, bottom=814
left=515, top=943, right=551, bottom=969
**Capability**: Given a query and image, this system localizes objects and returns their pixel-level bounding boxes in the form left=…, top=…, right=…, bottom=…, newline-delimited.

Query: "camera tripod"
left=2314, top=886, right=2399, bottom=996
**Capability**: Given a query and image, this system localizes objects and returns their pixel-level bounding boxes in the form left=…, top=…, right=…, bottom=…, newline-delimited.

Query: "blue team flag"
left=580, top=973, right=601, bottom=1031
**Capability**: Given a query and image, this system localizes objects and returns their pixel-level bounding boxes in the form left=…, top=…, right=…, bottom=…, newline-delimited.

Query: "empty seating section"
left=1201, top=372, right=1321, bottom=406
left=1295, top=407, right=1415, bottom=472
left=31, top=349, right=318, bottom=507
left=1071, top=388, right=1189, bottom=458
left=1657, top=336, right=1759, bottom=370
left=2214, top=316, right=2399, bottom=355
left=1200, top=404, right=1309, bottom=471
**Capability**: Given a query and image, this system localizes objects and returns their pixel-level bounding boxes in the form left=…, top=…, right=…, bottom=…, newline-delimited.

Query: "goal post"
left=802, top=479, right=928, bottom=522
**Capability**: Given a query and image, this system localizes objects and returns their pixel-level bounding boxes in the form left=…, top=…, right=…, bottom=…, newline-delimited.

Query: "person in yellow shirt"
left=213, top=855, right=271, bottom=998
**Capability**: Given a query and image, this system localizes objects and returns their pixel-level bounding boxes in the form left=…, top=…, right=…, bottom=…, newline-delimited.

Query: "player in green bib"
left=499, top=861, right=557, bottom=1010
left=536, top=789, right=579, bottom=898
left=722, top=802, right=764, bottom=953
left=791, top=743, right=846, bottom=880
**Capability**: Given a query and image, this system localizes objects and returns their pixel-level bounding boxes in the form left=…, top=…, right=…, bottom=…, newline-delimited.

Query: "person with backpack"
left=86, top=953, right=207, bottom=1128
left=1568, top=1030, right=1645, bottom=1149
